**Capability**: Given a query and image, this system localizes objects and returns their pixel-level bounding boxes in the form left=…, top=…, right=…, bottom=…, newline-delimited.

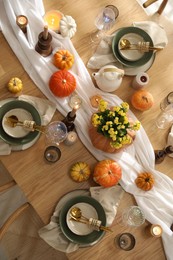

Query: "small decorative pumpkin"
left=60, top=15, right=77, bottom=38
left=135, top=172, right=154, bottom=191
left=49, top=69, right=76, bottom=97
left=53, top=50, right=74, bottom=70
left=7, top=77, right=23, bottom=93
left=70, top=162, right=91, bottom=182
left=131, top=90, right=154, bottom=111
left=93, top=159, right=122, bottom=187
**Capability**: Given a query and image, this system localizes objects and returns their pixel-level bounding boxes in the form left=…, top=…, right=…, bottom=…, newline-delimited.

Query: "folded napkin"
left=0, top=95, right=56, bottom=155
left=167, top=124, right=173, bottom=158
left=38, top=186, right=124, bottom=253
left=87, top=21, right=168, bottom=70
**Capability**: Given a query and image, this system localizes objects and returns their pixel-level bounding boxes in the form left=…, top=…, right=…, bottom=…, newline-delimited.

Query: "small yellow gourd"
left=7, top=77, right=23, bottom=93
left=70, top=162, right=91, bottom=182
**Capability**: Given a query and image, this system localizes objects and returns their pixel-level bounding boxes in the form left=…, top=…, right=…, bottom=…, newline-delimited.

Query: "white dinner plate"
left=66, top=202, right=98, bottom=235
left=118, top=33, right=145, bottom=61
left=2, top=108, right=33, bottom=138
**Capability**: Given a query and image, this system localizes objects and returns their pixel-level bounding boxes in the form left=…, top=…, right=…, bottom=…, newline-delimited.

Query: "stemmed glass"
left=117, top=206, right=145, bottom=227
left=155, top=104, right=173, bottom=129
left=90, top=6, right=119, bottom=44
left=44, top=121, right=67, bottom=163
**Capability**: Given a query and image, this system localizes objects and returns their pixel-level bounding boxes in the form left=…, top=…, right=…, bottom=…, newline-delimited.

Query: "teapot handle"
left=103, top=68, right=124, bottom=78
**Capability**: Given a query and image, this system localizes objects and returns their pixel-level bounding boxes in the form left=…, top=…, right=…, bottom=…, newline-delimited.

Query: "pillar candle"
left=43, top=10, right=63, bottom=32
left=64, top=131, right=78, bottom=146
left=132, top=72, right=149, bottom=89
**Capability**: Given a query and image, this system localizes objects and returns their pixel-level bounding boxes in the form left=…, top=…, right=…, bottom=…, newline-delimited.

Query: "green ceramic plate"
left=112, top=27, right=154, bottom=67
left=59, top=196, right=106, bottom=245
left=0, top=100, right=41, bottom=145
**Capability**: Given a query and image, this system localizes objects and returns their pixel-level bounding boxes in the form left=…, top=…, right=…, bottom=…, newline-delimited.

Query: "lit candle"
left=70, top=104, right=79, bottom=117
left=64, top=131, right=78, bottom=146
left=69, top=94, right=82, bottom=109
left=90, top=95, right=102, bottom=108
left=16, top=15, right=28, bottom=33
left=132, top=72, right=149, bottom=90
left=43, top=10, right=63, bottom=32
left=145, top=224, right=163, bottom=237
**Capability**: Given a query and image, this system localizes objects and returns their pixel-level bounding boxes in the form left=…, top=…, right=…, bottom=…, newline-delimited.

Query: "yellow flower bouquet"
left=89, top=99, right=141, bottom=153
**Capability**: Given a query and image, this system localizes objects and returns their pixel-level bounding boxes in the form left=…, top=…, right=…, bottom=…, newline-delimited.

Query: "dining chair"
left=0, top=166, right=68, bottom=260
left=143, top=0, right=168, bottom=14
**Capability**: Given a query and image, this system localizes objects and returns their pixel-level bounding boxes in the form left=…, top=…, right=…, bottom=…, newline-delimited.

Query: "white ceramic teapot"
left=92, top=65, right=124, bottom=92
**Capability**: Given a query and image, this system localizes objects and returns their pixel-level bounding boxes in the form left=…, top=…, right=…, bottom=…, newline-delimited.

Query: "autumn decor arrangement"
left=53, top=49, right=74, bottom=70
left=131, top=89, right=154, bottom=111
left=89, top=99, right=141, bottom=153
left=93, top=159, right=122, bottom=187
left=135, top=172, right=155, bottom=191
left=49, top=69, right=76, bottom=97
left=70, top=161, right=91, bottom=182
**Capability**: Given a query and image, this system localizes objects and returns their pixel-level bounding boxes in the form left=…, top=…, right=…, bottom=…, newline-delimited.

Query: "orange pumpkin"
left=93, top=159, right=122, bottom=187
left=49, top=69, right=76, bottom=97
left=135, top=172, right=154, bottom=191
left=131, top=90, right=154, bottom=111
left=53, top=50, right=74, bottom=70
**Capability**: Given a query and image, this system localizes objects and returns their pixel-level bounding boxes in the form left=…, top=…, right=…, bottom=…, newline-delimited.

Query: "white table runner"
left=0, top=0, right=173, bottom=259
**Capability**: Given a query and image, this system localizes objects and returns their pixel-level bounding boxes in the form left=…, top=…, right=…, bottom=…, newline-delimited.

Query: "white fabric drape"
left=0, top=0, right=173, bottom=258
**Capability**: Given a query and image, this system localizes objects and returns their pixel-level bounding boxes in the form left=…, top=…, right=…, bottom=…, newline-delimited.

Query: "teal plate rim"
left=59, top=195, right=106, bottom=245
left=0, top=100, right=41, bottom=145
left=112, top=26, right=154, bottom=67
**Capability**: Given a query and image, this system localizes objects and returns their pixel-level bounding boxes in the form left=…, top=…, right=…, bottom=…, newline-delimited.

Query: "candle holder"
left=62, top=108, right=77, bottom=132
left=35, top=25, right=52, bottom=57
left=43, top=10, right=63, bottom=32
left=16, top=15, right=28, bottom=33
left=145, top=224, right=163, bottom=237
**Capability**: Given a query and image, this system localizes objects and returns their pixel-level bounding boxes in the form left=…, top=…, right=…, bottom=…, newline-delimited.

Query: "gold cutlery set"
left=119, top=38, right=163, bottom=52
left=69, top=207, right=113, bottom=232
left=5, top=115, right=46, bottom=134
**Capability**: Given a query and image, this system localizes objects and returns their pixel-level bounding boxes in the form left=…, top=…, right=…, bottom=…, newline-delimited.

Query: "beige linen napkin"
left=0, top=95, right=56, bottom=155
left=38, top=186, right=124, bottom=253
left=87, top=21, right=168, bottom=70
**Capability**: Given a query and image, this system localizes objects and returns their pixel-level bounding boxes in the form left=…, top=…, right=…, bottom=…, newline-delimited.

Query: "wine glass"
left=44, top=121, right=68, bottom=163
left=90, top=6, right=119, bottom=44
left=117, top=206, right=145, bottom=227
left=155, top=104, right=173, bottom=129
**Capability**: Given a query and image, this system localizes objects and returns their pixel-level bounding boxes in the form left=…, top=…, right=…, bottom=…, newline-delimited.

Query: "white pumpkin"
left=60, top=15, right=77, bottom=38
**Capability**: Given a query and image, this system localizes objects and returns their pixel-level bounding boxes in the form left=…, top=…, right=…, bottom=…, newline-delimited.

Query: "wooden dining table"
left=0, top=0, right=173, bottom=259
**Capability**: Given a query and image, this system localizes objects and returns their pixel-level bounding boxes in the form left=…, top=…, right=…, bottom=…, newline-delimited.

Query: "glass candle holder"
left=43, top=10, right=63, bottom=32
left=115, top=233, right=136, bottom=251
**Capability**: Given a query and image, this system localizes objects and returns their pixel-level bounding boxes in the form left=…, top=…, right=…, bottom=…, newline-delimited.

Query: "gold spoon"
left=119, top=38, right=163, bottom=51
left=70, top=207, right=113, bottom=232
left=5, top=115, right=46, bottom=134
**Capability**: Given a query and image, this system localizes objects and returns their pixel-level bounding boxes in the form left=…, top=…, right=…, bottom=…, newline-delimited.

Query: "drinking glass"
left=90, top=6, right=118, bottom=44
left=44, top=121, right=67, bottom=163
left=155, top=104, right=173, bottom=129
left=115, top=233, right=136, bottom=251
left=118, top=206, right=145, bottom=227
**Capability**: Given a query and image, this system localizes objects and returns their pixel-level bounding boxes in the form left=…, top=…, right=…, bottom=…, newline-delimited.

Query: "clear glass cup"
left=115, top=233, right=136, bottom=251
left=155, top=104, right=173, bottom=129
left=44, top=121, right=67, bottom=163
left=118, top=206, right=145, bottom=227
left=90, top=7, right=118, bottom=44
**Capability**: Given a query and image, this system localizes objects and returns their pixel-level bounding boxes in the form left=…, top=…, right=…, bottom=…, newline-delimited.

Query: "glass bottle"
left=154, top=145, right=173, bottom=164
